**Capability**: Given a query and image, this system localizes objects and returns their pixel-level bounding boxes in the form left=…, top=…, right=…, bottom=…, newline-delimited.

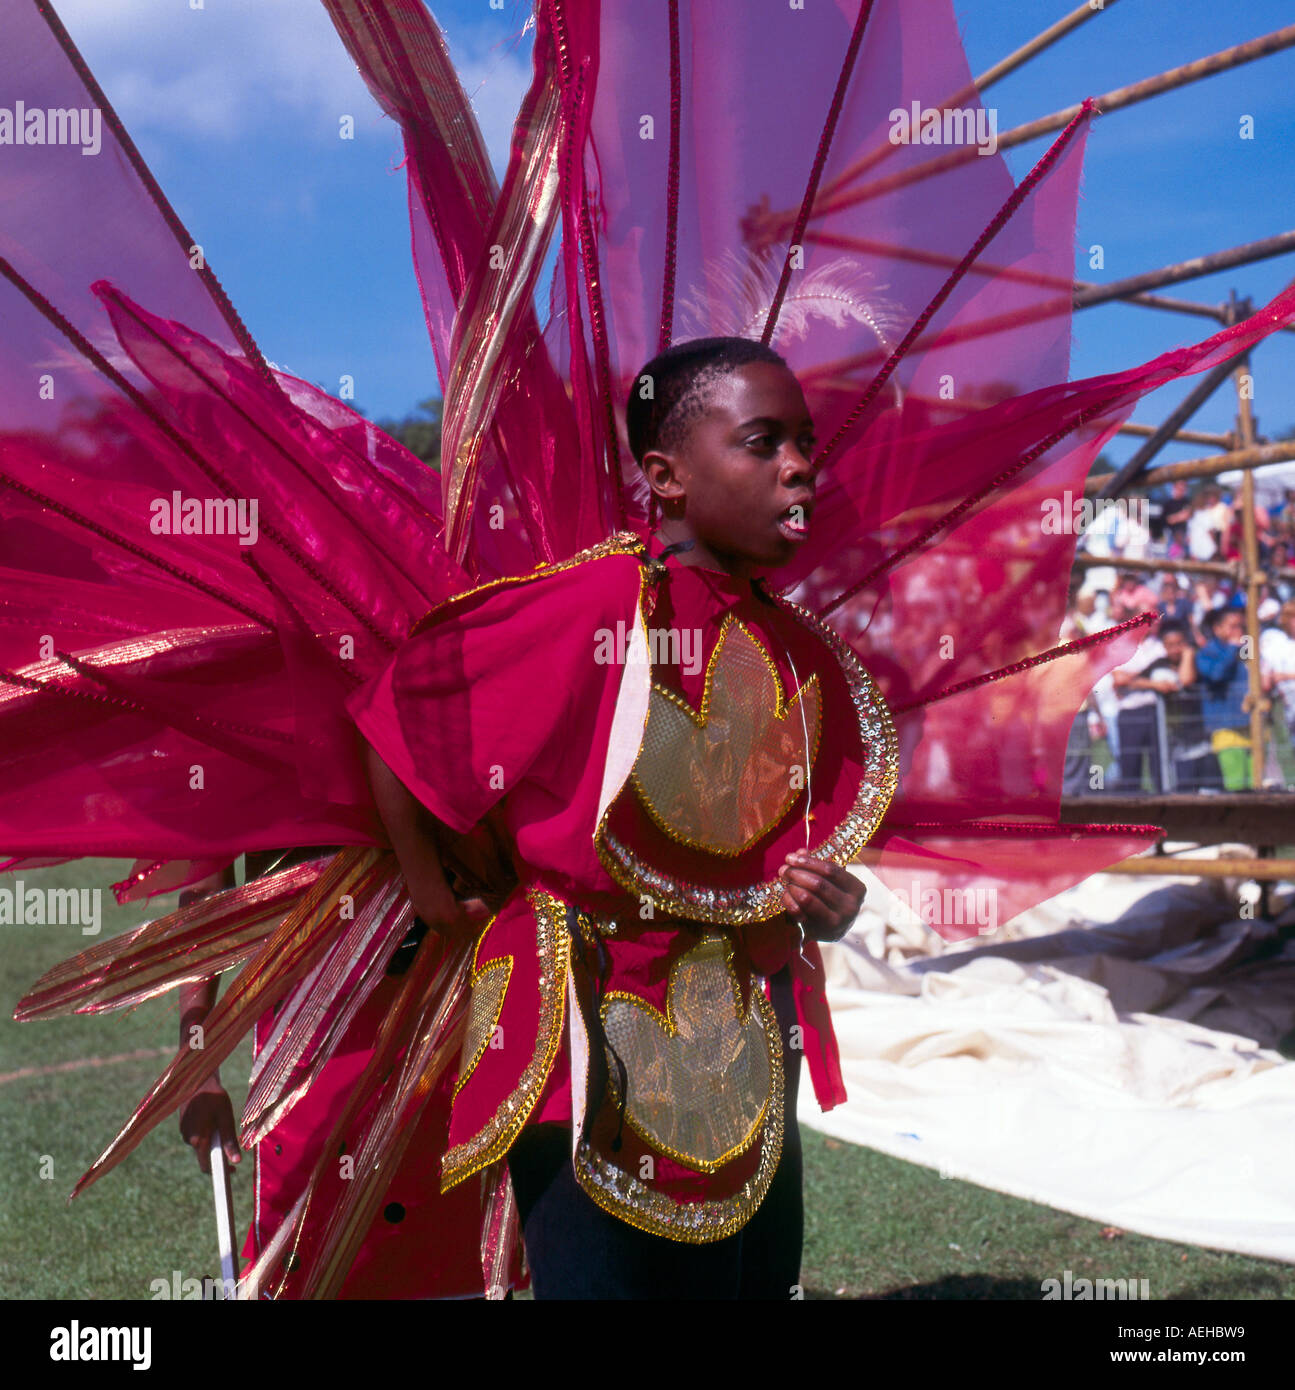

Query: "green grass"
left=2, top=861, right=1291, bottom=1300
left=0, top=860, right=255, bottom=1301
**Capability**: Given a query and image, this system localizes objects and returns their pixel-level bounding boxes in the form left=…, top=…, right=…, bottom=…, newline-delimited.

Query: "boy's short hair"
left=1158, top=618, right=1189, bottom=641
left=626, top=337, right=788, bottom=465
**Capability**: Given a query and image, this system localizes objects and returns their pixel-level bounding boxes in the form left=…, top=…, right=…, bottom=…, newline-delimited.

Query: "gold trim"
left=411, top=531, right=645, bottom=636
left=440, top=889, right=571, bottom=1191
left=573, top=985, right=785, bottom=1243
left=594, top=585, right=899, bottom=923
left=630, top=614, right=822, bottom=857
left=600, top=934, right=771, bottom=1173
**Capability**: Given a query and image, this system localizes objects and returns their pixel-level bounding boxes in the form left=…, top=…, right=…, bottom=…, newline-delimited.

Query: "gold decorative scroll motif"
left=601, top=935, right=774, bottom=1172
left=631, top=616, right=821, bottom=856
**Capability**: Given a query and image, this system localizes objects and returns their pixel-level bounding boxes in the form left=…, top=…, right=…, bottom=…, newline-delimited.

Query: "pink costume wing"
left=0, top=0, right=551, bottom=1298
left=322, top=0, right=617, bottom=574
left=0, top=2, right=485, bottom=893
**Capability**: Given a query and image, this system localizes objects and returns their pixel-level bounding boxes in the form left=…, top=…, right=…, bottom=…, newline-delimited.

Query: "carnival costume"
left=5, top=0, right=1295, bottom=1296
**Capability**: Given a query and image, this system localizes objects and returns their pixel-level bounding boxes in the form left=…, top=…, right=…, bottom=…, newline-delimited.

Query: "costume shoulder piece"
left=409, top=531, right=646, bottom=638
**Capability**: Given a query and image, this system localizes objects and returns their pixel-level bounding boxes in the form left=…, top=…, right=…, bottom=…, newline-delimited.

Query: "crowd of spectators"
left=1063, top=476, right=1295, bottom=794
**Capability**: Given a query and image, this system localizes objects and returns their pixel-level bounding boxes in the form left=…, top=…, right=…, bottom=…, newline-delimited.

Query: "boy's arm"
left=362, top=739, right=490, bottom=943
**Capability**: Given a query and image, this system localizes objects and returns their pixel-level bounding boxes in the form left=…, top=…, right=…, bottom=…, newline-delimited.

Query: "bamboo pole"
left=1102, top=856, right=1295, bottom=881
left=798, top=241, right=1295, bottom=388
left=1229, top=296, right=1270, bottom=788
left=993, top=25, right=1295, bottom=152
left=1084, top=441, right=1295, bottom=493
left=1099, top=358, right=1242, bottom=496
left=801, top=26, right=1295, bottom=221
left=1062, top=793, right=1295, bottom=843
left=1072, top=233, right=1295, bottom=308
left=1117, top=422, right=1233, bottom=448
left=1090, top=291, right=1229, bottom=325
left=1071, top=552, right=1245, bottom=580
left=798, top=0, right=1123, bottom=220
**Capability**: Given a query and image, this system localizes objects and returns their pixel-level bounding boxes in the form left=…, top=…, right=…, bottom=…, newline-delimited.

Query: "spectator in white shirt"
left=1186, top=485, right=1231, bottom=562
left=1111, top=633, right=1170, bottom=791
left=1260, top=598, right=1295, bottom=746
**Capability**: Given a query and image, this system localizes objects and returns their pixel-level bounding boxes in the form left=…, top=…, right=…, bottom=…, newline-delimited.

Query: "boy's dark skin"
left=181, top=360, right=866, bottom=1171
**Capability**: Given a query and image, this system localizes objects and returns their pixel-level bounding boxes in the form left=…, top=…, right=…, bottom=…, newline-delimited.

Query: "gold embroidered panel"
left=452, top=955, right=512, bottom=1100
left=602, top=934, right=771, bottom=1172
left=631, top=616, right=821, bottom=857
left=595, top=587, right=899, bottom=925
left=440, top=889, right=570, bottom=1190
left=574, top=975, right=785, bottom=1244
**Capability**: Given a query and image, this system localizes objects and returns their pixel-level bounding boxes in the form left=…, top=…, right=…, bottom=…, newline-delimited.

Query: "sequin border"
left=599, top=934, right=772, bottom=1174
left=440, top=889, right=570, bottom=1191
left=573, top=984, right=785, bottom=1244
left=630, top=614, right=823, bottom=858
left=594, top=582, right=900, bottom=924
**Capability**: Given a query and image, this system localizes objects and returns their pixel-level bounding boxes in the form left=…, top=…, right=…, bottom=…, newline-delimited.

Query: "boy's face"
left=643, top=362, right=817, bottom=576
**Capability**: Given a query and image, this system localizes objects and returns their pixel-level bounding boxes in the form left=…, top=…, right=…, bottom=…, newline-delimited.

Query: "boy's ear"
left=641, top=447, right=685, bottom=504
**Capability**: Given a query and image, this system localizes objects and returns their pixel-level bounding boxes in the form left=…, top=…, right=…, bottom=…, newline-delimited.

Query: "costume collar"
left=643, top=530, right=760, bottom=599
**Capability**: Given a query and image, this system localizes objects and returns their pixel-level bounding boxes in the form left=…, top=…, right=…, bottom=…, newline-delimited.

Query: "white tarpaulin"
left=800, top=856, right=1295, bottom=1263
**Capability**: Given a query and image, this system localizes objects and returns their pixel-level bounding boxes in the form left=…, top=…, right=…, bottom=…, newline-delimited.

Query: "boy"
left=351, top=337, right=897, bottom=1298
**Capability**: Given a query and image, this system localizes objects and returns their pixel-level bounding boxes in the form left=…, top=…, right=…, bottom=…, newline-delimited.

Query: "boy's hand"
left=418, top=888, right=493, bottom=944
left=778, top=852, right=865, bottom=942
left=179, top=1078, right=241, bottom=1174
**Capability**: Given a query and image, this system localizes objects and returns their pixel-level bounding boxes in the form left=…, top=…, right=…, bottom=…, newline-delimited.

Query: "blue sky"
left=55, top=0, right=1295, bottom=468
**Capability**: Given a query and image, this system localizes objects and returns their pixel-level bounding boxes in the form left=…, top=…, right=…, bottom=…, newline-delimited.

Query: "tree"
left=375, top=398, right=443, bottom=470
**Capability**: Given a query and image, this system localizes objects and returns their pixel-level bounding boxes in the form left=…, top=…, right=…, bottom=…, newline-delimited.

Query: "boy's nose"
left=779, top=446, right=815, bottom=485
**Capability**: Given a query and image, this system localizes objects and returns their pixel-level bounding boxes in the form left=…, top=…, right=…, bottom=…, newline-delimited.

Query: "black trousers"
left=1117, top=705, right=1165, bottom=792
left=506, top=968, right=804, bottom=1300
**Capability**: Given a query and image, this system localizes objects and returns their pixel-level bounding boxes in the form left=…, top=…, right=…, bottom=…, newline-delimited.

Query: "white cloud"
left=52, top=0, right=533, bottom=168
left=54, top=0, right=371, bottom=139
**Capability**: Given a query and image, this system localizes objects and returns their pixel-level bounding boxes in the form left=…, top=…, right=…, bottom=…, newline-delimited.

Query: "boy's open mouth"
left=776, top=502, right=812, bottom=541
